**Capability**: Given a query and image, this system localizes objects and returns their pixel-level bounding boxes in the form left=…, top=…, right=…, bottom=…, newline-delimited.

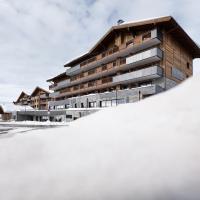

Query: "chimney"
left=117, top=19, right=125, bottom=25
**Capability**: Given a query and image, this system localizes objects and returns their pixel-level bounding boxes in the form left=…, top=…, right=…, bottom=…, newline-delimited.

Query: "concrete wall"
left=16, top=109, right=99, bottom=122
left=49, top=85, right=163, bottom=109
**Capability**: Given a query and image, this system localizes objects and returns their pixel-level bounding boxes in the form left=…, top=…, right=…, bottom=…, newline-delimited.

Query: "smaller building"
left=0, top=103, right=33, bottom=121
left=0, top=105, right=12, bottom=121
left=30, top=87, right=50, bottom=110
left=14, top=91, right=31, bottom=106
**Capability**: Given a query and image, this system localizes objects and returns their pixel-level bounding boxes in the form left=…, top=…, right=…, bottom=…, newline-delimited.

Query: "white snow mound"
left=0, top=75, right=200, bottom=200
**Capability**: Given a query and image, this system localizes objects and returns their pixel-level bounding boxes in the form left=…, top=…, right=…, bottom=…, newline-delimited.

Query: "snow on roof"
left=0, top=102, right=33, bottom=113
left=64, top=51, right=89, bottom=67
left=119, top=15, right=170, bottom=26
left=0, top=75, right=200, bottom=199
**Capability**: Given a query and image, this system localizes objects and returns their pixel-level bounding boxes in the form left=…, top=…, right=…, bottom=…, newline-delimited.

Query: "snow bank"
left=0, top=102, right=33, bottom=113
left=0, top=76, right=200, bottom=199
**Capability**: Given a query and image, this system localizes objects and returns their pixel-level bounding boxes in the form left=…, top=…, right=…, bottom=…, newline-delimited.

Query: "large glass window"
left=89, top=101, right=97, bottom=108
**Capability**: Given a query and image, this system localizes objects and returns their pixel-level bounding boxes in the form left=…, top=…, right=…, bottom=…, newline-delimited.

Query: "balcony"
left=55, top=78, right=114, bottom=98
left=49, top=79, right=71, bottom=91
left=40, top=94, right=48, bottom=99
left=61, top=47, right=163, bottom=88
left=124, top=47, right=163, bottom=71
left=49, top=91, right=60, bottom=98
left=66, top=28, right=162, bottom=76
left=48, top=84, right=163, bottom=107
left=113, top=65, right=163, bottom=84
left=66, top=64, right=80, bottom=76
left=53, top=65, right=162, bottom=99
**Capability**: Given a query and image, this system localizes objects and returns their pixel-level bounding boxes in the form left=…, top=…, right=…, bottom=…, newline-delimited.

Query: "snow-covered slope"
left=0, top=76, right=200, bottom=199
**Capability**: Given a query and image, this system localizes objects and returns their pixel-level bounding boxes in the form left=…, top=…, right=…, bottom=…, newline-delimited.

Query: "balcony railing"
left=48, top=84, right=163, bottom=107
left=54, top=66, right=162, bottom=99
left=40, top=94, right=48, bottom=99
left=49, top=91, right=60, bottom=98
left=49, top=79, right=71, bottom=91
left=66, top=28, right=162, bottom=76
left=56, top=47, right=163, bottom=90
left=113, top=65, right=163, bottom=84
left=57, top=78, right=113, bottom=97
left=51, top=47, right=163, bottom=99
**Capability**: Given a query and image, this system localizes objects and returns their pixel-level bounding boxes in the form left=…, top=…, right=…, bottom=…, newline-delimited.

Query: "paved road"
left=0, top=126, right=13, bottom=134
left=0, top=124, right=63, bottom=135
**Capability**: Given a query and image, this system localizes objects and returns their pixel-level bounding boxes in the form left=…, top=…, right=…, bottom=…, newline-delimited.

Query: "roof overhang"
left=64, top=16, right=200, bottom=67
left=31, top=87, right=50, bottom=97
left=0, top=105, right=4, bottom=114
left=15, top=91, right=29, bottom=103
left=47, top=72, right=69, bottom=82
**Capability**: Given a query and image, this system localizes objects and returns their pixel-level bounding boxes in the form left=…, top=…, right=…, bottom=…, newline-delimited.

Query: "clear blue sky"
left=0, top=0, right=200, bottom=102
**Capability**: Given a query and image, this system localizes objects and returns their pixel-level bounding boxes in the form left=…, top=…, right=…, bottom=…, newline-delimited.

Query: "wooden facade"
left=163, top=31, right=193, bottom=82
left=14, top=91, right=30, bottom=106
left=14, top=87, right=50, bottom=110
left=48, top=16, right=200, bottom=107
left=0, top=106, right=12, bottom=121
left=30, top=87, right=50, bottom=110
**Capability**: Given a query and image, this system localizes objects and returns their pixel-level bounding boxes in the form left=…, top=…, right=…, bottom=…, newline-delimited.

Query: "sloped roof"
left=64, top=16, right=200, bottom=67
left=0, top=103, right=33, bottom=114
left=47, top=72, right=69, bottom=82
left=15, top=91, right=29, bottom=103
left=31, top=87, right=50, bottom=97
left=0, top=105, right=4, bottom=114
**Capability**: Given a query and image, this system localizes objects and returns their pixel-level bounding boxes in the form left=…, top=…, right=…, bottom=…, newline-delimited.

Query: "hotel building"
left=48, top=16, right=200, bottom=110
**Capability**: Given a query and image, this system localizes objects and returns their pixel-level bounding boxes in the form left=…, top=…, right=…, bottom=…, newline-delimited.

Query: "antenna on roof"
left=117, top=19, right=124, bottom=25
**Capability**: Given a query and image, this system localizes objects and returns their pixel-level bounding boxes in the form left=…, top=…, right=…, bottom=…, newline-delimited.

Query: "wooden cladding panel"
left=163, top=31, right=193, bottom=82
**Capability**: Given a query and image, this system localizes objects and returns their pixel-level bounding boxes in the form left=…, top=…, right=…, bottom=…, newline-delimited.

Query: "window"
left=65, top=104, right=70, bottom=109
left=56, top=105, right=65, bottom=110
left=102, top=52, right=106, bottom=58
left=102, top=77, right=112, bottom=84
left=187, top=62, right=190, bottom=69
left=101, top=100, right=112, bottom=107
left=126, top=39, right=134, bottom=46
left=89, top=101, right=97, bottom=108
left=102, top=101, right=107, bottom=107
left=80, top=73, right=84, bottom=78
left=117, top=99, right=125, bottom=105
left=73, top=85, right=79, bottom=90
left=106, top=101, right=112, bottom=107
left=113, top=61, right=117, bottom=67
left=88, top=81, right=95, bottom=87
left=121, top=34, right=125, bottom=44
left=120, top=58, right=126, bottom=65
left=88, top=69, right=96, bottom=75
left=111, top=99, right=117, bottom=107
left=99, top=101, right=102, bottom=107
left=102, top=65, right=107, bottom=71
left=142, top=32, right=151, bottom=41
left=81, top=103, right=84, bottom=108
